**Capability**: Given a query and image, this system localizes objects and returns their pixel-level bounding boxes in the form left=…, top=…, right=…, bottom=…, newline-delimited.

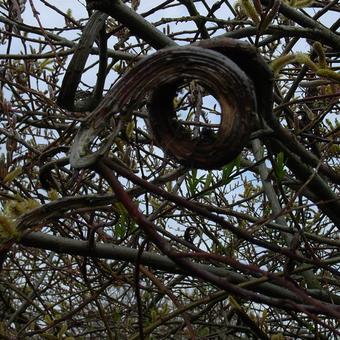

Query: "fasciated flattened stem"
left=70, top=43, right=266, bottom=169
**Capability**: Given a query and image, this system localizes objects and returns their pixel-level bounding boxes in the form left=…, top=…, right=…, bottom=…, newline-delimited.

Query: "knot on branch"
left=69, top=39, right=273, bottom=169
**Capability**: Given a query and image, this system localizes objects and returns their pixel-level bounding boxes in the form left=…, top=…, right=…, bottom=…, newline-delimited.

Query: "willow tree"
left=0, top=0, right=339, bottom=338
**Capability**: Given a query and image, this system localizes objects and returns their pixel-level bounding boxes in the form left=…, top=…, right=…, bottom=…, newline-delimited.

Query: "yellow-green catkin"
left=125, top=121, right=135, bottom=138
left=3, top=167, right=22, bottom=184
left=316, top=69, right=340, bottom=82
left=294, top=53, right=318, bottom=72
left=291, top=0, right=313, bottom=8
left=0, top=214, right=19, bottom=241
left=287, top=0, right=297, bottom=7
left=0, top=199, right=40, bottom=243
left=5, top=199, right=40, bottom=218
left=313, top=42, right=327, bottom=69
left=48, top=189, right=60, bottom=201
left=239, top=0, right=260, bottom=24
left=270, top=54, right=295, bottom=74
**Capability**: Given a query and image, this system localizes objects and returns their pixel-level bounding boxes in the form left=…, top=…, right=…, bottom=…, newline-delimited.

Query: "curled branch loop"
left=70, top=40, right=270, bottom=169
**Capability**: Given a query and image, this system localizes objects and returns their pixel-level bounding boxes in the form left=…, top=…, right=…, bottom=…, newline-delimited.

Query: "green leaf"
left=187, top=169, right=200, bottom=195
left=115, top=222, right=126, bottom=237
left=275, top=152, right=286, bottom=181
left=222, top=158, right=237, bottom=183
left=203, top=171, right=213, bottom=190
left=39, top=58, right=52, bottom=70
